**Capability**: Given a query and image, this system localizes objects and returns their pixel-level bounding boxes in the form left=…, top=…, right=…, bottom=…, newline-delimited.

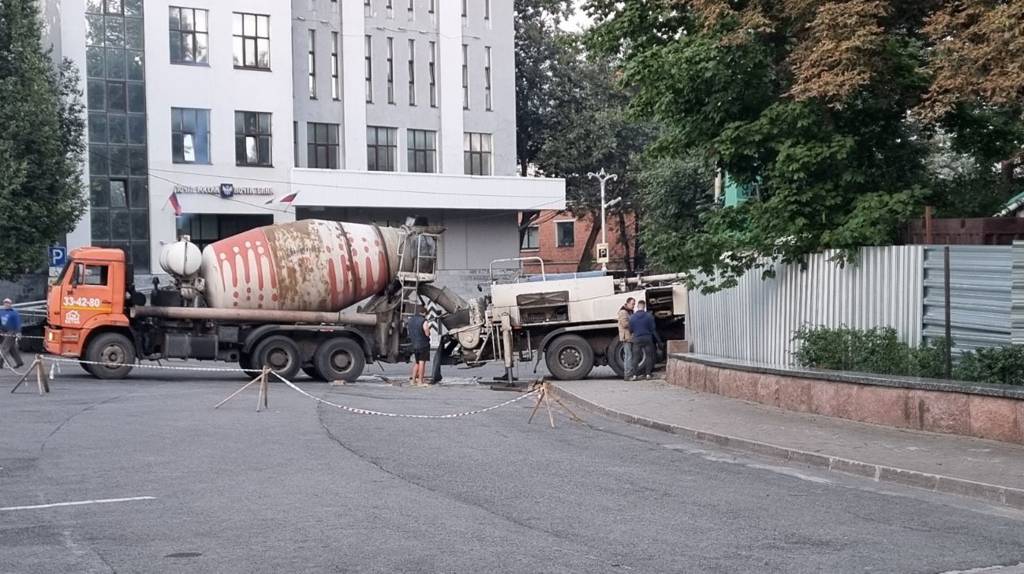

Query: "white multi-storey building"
left=43, top=0, right=564, bottom=293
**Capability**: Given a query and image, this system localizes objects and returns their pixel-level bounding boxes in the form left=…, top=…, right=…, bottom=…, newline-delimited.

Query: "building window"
left=462, top=44, right=469, bottom=109
left=386, top=37, right=395, bottom=104
left=367, top=126, right=397, bottom=172
left=407, top=129, right=436, bottom=173
left=484, top=46, right=492, bottom=111
left=171, top=108, right=210, bottom=164
left=331, top=32, right=340, bottom=100
left=522, top=226, right=539, bottom=250
left=556, top=222, right=575, bottom=248
left=307, top=30, right=317, bottom=99
left=235, top=111, right=272, bottom=167
left=364, top=35, right=372, bottom=103
left=85, top=0, right=149, bottom=272
left=232, top=13, right=270, bottom=70
left=428, top=41, right=437, bottom=107
left=168, top=7, right=208, bottom=64
left=307, top=122, right=339, bottom=169
left=408, top=39, right=416, bottom=105
left=464, top=132, right=492, bottom=175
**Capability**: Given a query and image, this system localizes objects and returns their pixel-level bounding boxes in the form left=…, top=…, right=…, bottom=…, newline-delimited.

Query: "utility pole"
left=587, top=168, right=619, bottom=271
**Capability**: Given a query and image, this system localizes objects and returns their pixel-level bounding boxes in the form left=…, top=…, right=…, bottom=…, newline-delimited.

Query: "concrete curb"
left=550, top=383, right=1024, bottom=511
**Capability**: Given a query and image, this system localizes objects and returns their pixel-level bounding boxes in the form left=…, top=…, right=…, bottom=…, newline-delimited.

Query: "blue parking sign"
left=49, top=246, right=67, bottom=268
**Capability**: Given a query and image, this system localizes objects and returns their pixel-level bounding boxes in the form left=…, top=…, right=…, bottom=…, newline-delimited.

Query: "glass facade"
left=86, top=0, right=150, bottom=271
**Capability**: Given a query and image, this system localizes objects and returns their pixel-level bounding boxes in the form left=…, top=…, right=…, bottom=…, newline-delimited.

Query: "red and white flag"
left=265, top=192, right=298, bottom=205
left=168, top=192, right=183, bottom=216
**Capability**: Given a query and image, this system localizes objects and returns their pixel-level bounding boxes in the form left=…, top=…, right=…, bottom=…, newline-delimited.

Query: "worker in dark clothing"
left=405, top=310, right=433, bottom=386
left=627, top=300, right=660, bottom=380
left=0, top=298, right=24, bottom=369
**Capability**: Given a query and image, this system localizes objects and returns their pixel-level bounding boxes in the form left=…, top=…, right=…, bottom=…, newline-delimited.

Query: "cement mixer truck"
left=44, top=219, right=448, bottom=380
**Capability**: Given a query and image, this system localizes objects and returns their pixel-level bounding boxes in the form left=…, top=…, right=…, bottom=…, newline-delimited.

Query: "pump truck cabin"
left=44, top=219, right=688, bottom=381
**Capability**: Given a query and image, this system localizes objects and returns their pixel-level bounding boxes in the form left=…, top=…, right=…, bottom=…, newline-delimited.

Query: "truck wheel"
left=84, top=332, right=135, bottom=380
left=545, top=335, right=595, bottom=381
left=251, top=335, right=301, bottom=381
left=607, top=340, right=626, bottom=377
left=314, top=338, right=365, bottom=383
left=238, top=353, right=259, bottom=378
left=607, top=340, right=653, bottom=378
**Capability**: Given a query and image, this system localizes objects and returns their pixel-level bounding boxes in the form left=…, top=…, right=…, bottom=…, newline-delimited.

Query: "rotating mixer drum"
left=199, top=220, right=404, bottom=312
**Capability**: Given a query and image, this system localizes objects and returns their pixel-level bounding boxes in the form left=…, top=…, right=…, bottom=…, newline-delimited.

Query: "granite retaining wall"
left=668, top=354, right=1024, bottom=444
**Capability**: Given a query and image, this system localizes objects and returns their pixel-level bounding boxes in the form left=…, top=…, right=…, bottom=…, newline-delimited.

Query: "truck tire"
left=607, top=340, right=653, bottom=378
left=238, top=353, right=259, bottom=378
left=251, top=335, right=301, bottom=381
left=545, top=334, right=595, bottom=381
left=84, top=332, right=135, bottom=379
left=314, top=338, right=366, bottom=383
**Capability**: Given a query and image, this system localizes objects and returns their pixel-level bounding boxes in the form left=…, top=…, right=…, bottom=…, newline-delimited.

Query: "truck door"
left=61, top=262, right=115, bottom=328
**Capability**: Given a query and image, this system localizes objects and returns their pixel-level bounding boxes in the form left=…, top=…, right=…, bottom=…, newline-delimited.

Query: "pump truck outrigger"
left=44, top=219, right=451, bottom=380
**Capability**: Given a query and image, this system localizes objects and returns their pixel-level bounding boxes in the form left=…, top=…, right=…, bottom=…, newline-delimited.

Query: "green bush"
left=793, top=325, right=1024, bottom=386
left=955, top=346, right=1024, bottom=386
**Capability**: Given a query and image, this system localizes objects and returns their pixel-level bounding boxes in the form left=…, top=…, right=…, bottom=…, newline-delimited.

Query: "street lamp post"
left=587, top=168, right=619, bottom=271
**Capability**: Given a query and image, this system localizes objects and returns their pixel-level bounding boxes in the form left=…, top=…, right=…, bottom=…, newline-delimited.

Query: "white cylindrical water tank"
left=159, top=239, right=203, bottom=278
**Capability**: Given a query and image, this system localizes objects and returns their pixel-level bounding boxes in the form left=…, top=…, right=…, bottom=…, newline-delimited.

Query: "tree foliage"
left=0, top=0, right=87, bottom=279
left=586, top=0, right=1024, bottom=291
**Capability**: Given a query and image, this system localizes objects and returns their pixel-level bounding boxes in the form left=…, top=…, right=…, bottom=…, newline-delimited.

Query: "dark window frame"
left=307, top=122, right=339, bottom=169
left=407, top=129, right=436, bottom=173
left=463, top=132, right=492, bottom=176
left=232, top=12, right=271, bottom=70
left=168, top=6, right=209, bottom=65
left=367, top=126, right=398, bottom=172
left=522, top=226, right=540, bottom=250
left=235, top=111, right=273, bottom=167
left=556, top=221, right=575, bottom=248
left=171, top=107, right=211, bottom=164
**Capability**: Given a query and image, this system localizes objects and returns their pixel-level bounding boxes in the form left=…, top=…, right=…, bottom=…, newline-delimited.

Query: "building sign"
left=172, top=184, right=273, bottom=197
left=595, top=243, right=610, bottom=264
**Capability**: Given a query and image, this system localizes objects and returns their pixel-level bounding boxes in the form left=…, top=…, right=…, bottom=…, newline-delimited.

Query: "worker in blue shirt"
left=627, top=300, right=660, bottom=380
left=0, top=297, right=24, bottom=369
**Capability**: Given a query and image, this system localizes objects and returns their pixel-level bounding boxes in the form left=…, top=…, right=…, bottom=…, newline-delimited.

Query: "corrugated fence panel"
left=688, top=246, right=924, bottom=366
left=1015, top=241, right=1024, bottom=346
left=923, top=246, right=1012, bottom=354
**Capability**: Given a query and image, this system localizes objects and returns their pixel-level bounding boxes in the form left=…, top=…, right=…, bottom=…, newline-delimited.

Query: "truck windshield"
left=55, top=260, right=72, bottom=285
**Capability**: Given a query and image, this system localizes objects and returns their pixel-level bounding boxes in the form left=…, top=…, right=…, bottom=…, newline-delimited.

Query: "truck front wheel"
left=545, top=335, right=595, bottom=381
left=84, top=332, right=136, bottom=379
left=252, top=335, right=301, bottom=381
left=314, top=338, right=365, bottom=383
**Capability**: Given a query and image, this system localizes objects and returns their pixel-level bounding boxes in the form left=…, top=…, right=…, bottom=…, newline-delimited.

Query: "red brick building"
left=519, top=210, right=638, bottom=274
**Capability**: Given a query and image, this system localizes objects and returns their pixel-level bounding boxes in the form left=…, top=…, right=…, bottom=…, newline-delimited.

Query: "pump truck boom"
left=45, top=219, right=443, bottom=380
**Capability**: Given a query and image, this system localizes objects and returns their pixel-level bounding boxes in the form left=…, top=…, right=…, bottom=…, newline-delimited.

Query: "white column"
left=341, top=1, right=367, bottom=170
left=53, top=0, right=92, bottom=250
left=437, top=0, right=464, bottom=174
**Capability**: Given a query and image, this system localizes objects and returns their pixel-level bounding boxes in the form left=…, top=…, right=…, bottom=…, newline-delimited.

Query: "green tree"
left=0, top=0, right=87, bottom=279
left=586, top=0, right=1024, bottom=291
left=515, top=0, right=573, bottom=239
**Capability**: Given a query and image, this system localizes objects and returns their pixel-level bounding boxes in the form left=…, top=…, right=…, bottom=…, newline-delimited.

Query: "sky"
left=560, top=0, right=593, bottom=32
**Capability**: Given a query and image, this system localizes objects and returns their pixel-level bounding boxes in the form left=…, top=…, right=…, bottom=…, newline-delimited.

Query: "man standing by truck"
left=406, top=310, right=433, bottom=386
left=617, top=297, right=635, bottom=380
left=628, top=300, right=660, bottom=380
left=0, top=298, right=24, bottom=369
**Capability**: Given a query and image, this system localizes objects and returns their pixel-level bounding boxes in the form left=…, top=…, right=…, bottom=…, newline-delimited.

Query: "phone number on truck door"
left=63, top=296, right=103, bottom=308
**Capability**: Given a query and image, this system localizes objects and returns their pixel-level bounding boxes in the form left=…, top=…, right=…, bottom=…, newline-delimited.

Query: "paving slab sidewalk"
left=552, top=379, right=1024, bottom=510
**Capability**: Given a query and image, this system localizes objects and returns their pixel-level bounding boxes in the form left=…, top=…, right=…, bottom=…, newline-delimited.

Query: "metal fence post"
left=944, top=245, right=952, bottom=379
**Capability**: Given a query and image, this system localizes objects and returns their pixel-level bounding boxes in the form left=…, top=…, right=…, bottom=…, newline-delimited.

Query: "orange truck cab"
left=45, top=247, right=137, bottom=377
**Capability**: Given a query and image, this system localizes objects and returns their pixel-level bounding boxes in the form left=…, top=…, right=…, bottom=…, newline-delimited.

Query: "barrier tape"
left=47, top=357, right=247, bottom=373
left=0, top=333, right=45, bottom=340
left=274, top=372, right=538, bottom=419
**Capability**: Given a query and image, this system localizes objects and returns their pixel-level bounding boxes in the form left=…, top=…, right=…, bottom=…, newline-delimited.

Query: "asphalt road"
left=2, top=361, right=1024, bottom=574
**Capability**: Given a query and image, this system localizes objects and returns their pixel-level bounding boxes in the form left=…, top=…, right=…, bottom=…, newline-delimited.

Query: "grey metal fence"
left=923, top=246, right=1012, bottom=355
left=687, top=246, right=924, bottom=365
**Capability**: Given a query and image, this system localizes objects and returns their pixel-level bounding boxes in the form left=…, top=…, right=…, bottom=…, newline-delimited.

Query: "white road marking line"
left=0, top=496, right=156, bottom=511
left=937, top=564, right=1024, bottom=574
left=662, top=444, right=833, bottom=485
